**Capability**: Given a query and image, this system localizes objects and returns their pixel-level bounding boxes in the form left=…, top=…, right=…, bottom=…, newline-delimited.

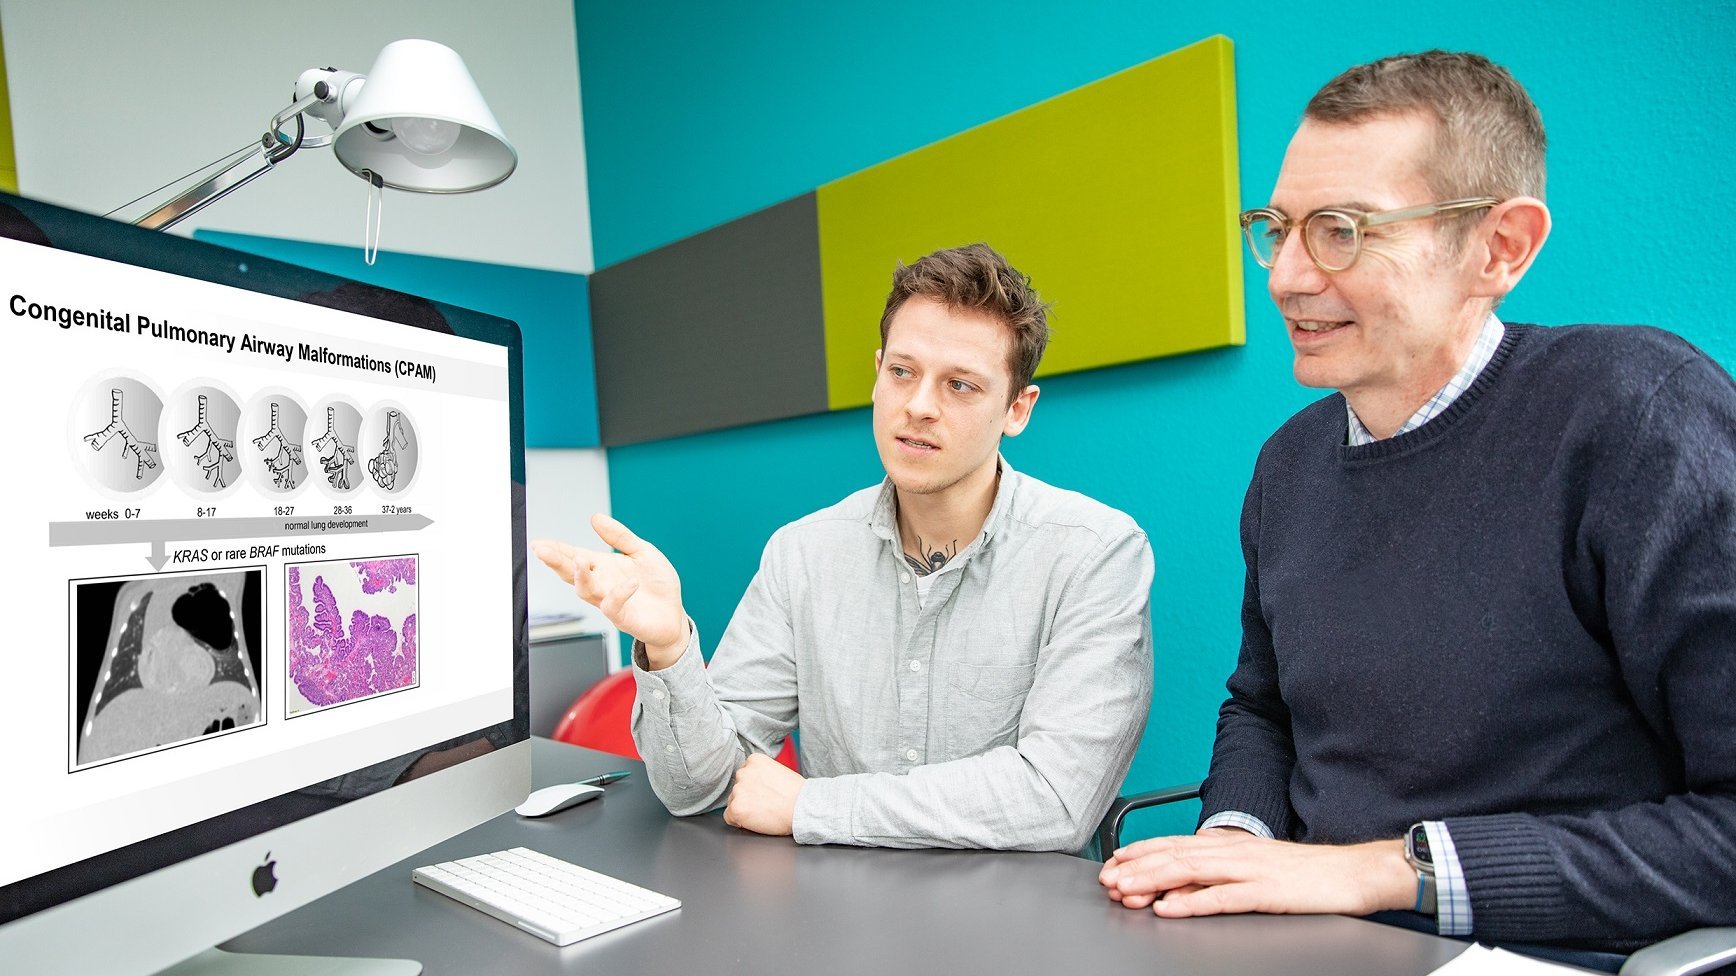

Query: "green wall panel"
left=817, top=35, right=1242, bottom=411
left=0, top=17, right=17, bottom=195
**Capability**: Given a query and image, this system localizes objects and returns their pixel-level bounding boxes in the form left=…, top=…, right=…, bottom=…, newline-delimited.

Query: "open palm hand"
left=532, top=514, right=687, bottom=659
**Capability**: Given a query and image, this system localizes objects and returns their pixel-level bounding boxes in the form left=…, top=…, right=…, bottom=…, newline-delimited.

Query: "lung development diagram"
left=75, top=571, right=264, bottom=769
left=84, top=388, right=160, bottom=479
left=368, top=410, right=411, bottom=490
left=74, top=377, right=417, bottom=497
left=311, top=403, right=361, bottom=491
left=250, top=400, right=305, bottom=490
left=76, top=377, right=166, bottom=491
left=176, top=393, right=238, bottom=489
left=286, top=556, right=419, bottom=716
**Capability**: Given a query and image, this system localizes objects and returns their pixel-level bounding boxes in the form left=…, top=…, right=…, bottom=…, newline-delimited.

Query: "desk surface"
left=227, top=738, right=1471, bottom=975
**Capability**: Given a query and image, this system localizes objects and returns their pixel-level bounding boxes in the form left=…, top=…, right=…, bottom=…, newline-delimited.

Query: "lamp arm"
left=132, top=145, right=275, bottom=231
left=131, top=86, right=331, bottom=231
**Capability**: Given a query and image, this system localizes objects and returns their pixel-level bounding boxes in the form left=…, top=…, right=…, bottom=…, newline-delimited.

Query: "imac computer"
left=0, top=193, right=531, bottom=974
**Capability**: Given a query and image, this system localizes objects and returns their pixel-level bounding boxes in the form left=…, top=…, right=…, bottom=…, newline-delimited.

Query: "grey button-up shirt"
left=631, top=459, right=1154, bottom=852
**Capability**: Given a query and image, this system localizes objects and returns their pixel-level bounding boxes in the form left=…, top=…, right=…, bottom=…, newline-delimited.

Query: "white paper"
left=1428, top=943, right=1597, bottom=975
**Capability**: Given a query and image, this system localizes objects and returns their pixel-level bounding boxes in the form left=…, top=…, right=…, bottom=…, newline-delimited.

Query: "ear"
left=1002, top=384, right=1040, bottom=438
left=870, top=349, right=883, bottom=403
left=1468, top=196, right=1551, bottom=299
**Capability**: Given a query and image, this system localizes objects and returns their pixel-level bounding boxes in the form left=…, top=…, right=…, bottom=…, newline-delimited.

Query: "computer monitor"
left=0, top=193, right=531, bottom=975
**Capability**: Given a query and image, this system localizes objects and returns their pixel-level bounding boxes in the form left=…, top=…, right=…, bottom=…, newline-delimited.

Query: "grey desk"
left=227, top=738, right=1472, bottom=975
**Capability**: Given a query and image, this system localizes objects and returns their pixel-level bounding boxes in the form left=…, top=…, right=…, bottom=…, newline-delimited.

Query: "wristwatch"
left=1405, top=822, right=1437, bottom=916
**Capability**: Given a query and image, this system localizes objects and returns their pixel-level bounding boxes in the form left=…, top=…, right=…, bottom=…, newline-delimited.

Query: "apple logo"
left=251, top=853, right=279, bottom=897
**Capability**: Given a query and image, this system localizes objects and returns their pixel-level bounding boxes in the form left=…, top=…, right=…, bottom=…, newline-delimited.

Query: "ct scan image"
left=73, top=569, right=265, bottom=770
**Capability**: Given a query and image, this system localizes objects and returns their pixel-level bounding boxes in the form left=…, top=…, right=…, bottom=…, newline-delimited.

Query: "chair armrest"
left=1094, top=781, right=1203, bottom=857
left=1619, top=927, right=1736, bottom=976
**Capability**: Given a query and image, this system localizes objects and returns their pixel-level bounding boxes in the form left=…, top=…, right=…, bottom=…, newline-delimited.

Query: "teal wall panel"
left=194, top=231, right=598, bottom=449
left=607, top=408, right=884, bottom=664
left=585, top=0, right=1736, bottom=842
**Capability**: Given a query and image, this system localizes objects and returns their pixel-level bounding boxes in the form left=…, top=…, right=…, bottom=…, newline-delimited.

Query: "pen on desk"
left=577, top=771, right=631, bottom=787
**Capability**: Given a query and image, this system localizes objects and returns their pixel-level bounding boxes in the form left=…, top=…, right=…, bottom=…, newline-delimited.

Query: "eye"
left=948, top=379, right=977, bottom=394
left=887, top=364, right=912, bottom=379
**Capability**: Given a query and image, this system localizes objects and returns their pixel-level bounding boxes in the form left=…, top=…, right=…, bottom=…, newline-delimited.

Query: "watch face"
left=1408, top=823, right=1434, bottom=866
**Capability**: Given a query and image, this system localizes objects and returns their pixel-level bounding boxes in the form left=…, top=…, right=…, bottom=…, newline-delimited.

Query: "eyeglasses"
left=1239, top=198, right=1500, bottom=272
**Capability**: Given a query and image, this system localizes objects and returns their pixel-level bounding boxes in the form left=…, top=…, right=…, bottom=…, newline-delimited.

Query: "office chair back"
left=551, top=669, right=799, bottom=771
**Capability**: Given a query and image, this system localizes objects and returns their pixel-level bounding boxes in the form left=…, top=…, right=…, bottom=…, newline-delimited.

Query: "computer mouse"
left=515, top=782, right=605, bottom=818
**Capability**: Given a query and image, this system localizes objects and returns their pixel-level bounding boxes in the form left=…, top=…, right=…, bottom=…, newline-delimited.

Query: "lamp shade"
left=332, top=39, right=517, bottom=193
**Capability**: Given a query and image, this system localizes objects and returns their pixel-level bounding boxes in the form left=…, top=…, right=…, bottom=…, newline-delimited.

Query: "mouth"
left=1288, top=318, right=1353, bottom=340
left=895, top=435, right=940, bottom=454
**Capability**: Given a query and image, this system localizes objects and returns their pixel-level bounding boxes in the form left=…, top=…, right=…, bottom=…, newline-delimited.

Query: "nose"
left=905, top=378, right=941, bottom=421
left=1266, top=226, right=1329, bottom=302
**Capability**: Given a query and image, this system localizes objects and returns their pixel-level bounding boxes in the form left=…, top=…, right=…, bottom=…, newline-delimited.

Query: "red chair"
left=551, top=669, right=798, bottom=771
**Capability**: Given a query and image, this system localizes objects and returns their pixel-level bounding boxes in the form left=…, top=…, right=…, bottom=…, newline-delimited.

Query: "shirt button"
left=908, top=660, right=922, bottom=673
left=664, top=743, right=676, bottom=753
left=905, top=749, right=919, bottom=762
left=652, top=688, right=666, bottom=701
left=899, top=572, right=911, bottom=583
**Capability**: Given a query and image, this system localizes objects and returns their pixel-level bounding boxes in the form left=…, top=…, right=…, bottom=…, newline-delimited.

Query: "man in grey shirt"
left=535, top=243, right=1152, bottom=852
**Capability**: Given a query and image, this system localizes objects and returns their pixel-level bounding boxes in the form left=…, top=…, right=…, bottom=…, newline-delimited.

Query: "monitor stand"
left=160, top=948, right=420, bottom=975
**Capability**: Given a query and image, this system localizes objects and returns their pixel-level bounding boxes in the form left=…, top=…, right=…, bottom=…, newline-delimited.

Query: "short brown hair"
left=878, top=243, right=1050, bottom=400
left=1306, top=51, right=1546, bottom=203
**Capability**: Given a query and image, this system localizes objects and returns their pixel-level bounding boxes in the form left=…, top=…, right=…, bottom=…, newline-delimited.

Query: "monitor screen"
left=0, top=194, right=531, bottom=974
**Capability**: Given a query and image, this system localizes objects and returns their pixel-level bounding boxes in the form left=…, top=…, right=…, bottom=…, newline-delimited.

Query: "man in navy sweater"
left=1098, top=51, right=1736, bottom=959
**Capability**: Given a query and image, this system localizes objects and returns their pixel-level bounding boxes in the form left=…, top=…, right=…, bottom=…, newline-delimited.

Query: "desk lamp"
left=119, top=39, right=516, bottom=244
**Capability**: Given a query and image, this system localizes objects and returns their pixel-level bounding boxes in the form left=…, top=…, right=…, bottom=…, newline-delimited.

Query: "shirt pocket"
left=940, top=662, right=1036, bottom=758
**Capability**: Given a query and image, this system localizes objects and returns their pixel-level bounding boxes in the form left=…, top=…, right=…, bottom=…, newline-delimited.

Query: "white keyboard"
left=412, top=847, right=680, bottom=946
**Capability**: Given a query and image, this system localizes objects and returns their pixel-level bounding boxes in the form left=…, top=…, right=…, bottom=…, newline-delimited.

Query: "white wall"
left=0, top=0, right=593, bottom=274
left=525, top=448, right=619, bottom=662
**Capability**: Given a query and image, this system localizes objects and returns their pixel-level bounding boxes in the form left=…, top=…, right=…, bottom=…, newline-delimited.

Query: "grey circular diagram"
left=164, top=383, right=244, bottom=495
left=72, top=374, right=165, bottom=493
left=361, top=404, right=419, bottom=495
left=307, top=396, right=364, bottom=496
left=241, top=391, right=310, bottom=495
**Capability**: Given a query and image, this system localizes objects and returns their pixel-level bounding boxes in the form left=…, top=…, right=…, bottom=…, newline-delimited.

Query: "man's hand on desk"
left=723, top=753, right=806, bottom=836
left=1098, top=830, right=1415, bottom=918
left=531, top=514, right=689, bottom=669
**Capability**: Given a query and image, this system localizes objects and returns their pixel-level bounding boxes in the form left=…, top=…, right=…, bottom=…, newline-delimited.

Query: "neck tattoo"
left=903, top=536, right=958, bottom=577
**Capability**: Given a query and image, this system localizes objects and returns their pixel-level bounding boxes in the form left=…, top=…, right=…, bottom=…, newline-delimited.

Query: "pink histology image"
left=285, top=556, right=419, bottom=715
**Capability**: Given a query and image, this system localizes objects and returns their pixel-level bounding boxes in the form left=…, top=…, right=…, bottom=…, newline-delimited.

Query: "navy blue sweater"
left=1200, top=324, right=1736, bottom=951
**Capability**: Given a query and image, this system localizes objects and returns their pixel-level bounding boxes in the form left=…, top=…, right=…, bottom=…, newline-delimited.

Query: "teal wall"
left=581, top=1, right=1736, bottom=840
left=195, top=230, right=599, bottom=449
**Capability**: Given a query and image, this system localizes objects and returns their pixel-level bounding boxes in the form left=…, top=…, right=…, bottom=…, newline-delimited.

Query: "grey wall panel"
left=590, top=193, right=828, bottom=446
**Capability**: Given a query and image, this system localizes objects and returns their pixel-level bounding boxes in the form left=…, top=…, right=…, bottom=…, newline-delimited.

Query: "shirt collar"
left=870, top=454, right=1018, bottom=552
left=1346, top=313, right=1505, bottom=446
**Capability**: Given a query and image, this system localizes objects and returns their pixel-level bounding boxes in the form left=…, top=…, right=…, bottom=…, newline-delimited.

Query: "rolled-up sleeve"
left=631, top=542, right=799, bottom=816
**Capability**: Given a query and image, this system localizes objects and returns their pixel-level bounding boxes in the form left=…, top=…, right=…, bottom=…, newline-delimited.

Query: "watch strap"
left=1413, top=870, right=1438, bottom=915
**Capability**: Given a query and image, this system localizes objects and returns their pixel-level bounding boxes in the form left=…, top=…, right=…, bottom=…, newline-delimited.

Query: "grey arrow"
left=49, top=513, right=434, bottom=549
left=147, top=538, right=169, bottom=571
